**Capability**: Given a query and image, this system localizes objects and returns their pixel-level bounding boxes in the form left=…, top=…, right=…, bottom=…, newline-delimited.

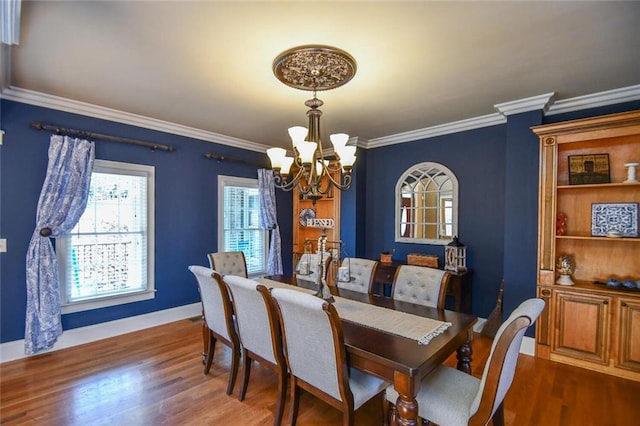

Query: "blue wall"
left=2, top=97, right=640, bottom=344
left=0, top=100, right=293, bottom=343
left=362, top=101, right=640, bottom=320
left=364, top=126, right=507, bottom=318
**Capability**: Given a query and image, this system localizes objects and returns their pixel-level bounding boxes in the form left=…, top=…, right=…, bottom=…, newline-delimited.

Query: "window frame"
left=394, top=162, right=458, bottom=245
left=217, top=175, right=268, bottom=277
left=57, top=159, right=155, bottom=314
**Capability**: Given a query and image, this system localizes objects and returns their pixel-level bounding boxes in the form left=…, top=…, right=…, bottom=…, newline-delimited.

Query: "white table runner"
left=257, top=278, right=451, bottom=345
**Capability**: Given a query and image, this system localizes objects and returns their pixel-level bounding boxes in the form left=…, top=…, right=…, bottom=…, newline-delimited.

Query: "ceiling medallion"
left=272, top=45, right=357, bottom=91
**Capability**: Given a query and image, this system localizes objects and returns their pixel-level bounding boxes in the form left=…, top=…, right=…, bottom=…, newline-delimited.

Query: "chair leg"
left=238, top=353, right=252, bottom=401
left=273, top=367, right=287, bottom=426
left=383, top=397, right=390, bottom=426
left=288, top=377, right=300, bottom=426
left=389, top=401, right=397, bottom=426
left=201, top=321, right=209, bottom=364
left=203, top=332, right=216, bottom=375
left=491, top=402, right=505, bottom=426
left=342, top=407, right=354, bottom=426
left=226, top=342, right=240, bottom=396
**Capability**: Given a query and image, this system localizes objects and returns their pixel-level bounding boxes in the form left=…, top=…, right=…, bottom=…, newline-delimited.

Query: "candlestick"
left=624, top=162, right=639, bottom=183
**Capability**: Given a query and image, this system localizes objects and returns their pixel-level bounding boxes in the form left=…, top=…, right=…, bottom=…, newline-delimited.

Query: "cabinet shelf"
left=556, top=235, right=640, bottom=242
left=557, top=182, right=640, bottom=190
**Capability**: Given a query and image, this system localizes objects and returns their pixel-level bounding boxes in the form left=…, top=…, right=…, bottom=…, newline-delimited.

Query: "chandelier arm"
left=274, top=167, right=305, bottom=191
left=323, top=169, right=352, bottom=191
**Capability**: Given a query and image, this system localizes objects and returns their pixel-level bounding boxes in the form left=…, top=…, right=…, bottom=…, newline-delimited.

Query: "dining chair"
left=188, top=265, right=241, bottom=395
left=390, top=264, right=450, bottom=309
left=208, top=251, right=248, bottom=278
left=386, top=298, right=545, bottom=426
left=335, top=257, right=379, bottom=295
left=271, top=287, right=389, bottom=426
left=223, top=275, right=287, bottom=426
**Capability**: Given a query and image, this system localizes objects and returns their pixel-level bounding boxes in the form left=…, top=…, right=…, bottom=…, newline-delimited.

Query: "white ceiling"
left=5, top=1, right=640, bottom=149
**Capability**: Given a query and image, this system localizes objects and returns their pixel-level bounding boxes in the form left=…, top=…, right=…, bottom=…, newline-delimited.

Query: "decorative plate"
left=299, top=208, right=316, bottom=227
left=591, top=203, right=639, bottom=237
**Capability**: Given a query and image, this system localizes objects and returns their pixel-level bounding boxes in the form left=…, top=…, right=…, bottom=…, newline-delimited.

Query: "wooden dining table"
left=262, top=275, right=478, bottom=426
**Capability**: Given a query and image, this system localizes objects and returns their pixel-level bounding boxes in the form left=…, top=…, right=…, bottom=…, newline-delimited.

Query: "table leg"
left=456, top=338, right=473, bottom=374
left=394, top=394, right=419, bottom=426
left=392, top=374, right=419, bottom=426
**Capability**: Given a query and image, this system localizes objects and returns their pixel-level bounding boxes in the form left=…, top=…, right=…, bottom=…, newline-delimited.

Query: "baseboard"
left=0, top=303, right=201, bottom=364
left=520, top=336, right=536, bottom=356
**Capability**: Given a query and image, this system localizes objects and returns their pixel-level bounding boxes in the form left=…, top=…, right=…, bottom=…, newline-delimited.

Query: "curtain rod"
left=30, top=122, right=176, bottom=152
left=203, top=152, right=268, bottom=168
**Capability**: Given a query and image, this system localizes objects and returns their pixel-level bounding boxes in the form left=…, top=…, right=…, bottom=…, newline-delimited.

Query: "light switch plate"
left=0, top=238, right=7, bottom=253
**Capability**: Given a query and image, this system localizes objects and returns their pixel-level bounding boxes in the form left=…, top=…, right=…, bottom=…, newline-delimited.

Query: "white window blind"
left=57, top=160, right=155, bottom=313
left=218, top=176, right=267, bottom=276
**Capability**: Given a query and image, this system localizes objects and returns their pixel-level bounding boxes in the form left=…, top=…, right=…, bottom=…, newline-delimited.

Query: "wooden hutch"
left=532, top=110, right=640, bottom=381
left=292, top=170, right=341, bottom=284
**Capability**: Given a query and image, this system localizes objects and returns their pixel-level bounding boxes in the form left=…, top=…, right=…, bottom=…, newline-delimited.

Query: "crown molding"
left=547, top=84, right=640, bottom=115
left=366, top=113, right=506, bottom=149
left=0, top=86, right=269, bottom=153
left=3, top=85, right=639, bottom=152
left=495, top=92, right=555, bottom=116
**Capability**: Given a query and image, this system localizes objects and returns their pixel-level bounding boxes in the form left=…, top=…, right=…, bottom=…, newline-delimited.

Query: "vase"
left=556, top=254, right=576, bottom=286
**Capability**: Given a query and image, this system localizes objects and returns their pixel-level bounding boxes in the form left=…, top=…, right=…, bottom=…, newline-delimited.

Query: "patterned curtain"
left=257, top=169, right=283, bottom=275
left=25, top=135, right=95, bottom=355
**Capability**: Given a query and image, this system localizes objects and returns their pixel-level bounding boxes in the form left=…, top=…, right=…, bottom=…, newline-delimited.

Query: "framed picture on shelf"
left=568, top=154, right=611, bottom=185
left=591, top=202, right=639, bottom=237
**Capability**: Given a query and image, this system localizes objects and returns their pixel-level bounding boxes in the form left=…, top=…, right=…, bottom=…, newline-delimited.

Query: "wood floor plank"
left=2, top=319, right=640, bottom=425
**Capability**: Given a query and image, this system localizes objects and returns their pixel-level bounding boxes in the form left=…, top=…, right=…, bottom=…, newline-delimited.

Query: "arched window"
left=395, top=162, right=458, bottom=245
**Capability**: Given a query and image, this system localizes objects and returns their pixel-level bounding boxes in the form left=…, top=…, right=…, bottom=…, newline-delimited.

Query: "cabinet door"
left=553, top=290, right=611, bottom=365
left=616, top=297, right=640, bottom=372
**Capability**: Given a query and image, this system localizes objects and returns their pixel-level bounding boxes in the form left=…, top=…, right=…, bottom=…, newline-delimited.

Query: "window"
left=218, top=176, right=267, bottom=277
left=57, top=160, right=155, bottom=313
left=395, top=162, right=458, bottom=245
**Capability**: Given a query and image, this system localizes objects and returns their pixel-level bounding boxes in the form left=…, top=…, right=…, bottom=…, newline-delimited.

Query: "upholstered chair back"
left=391, top=265, right=450, bottom=308
left=271, top=288, right=344, bottom=401
left=188, top=265, right=233, bottom=340
left=295, top=251, right=332, bottom=283
left=223, top=275, right=278, bottom=364
left=208, top=251, right=248, bottom=278
left=385, top=297, right=544, bottom=426
left=470, top=298, right=545, bottom=422
left=336, top=258, right=379, bottom=294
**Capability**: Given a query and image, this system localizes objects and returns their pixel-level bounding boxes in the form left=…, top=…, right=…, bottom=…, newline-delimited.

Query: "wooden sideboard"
left=374, top=260, right=473, bottom=313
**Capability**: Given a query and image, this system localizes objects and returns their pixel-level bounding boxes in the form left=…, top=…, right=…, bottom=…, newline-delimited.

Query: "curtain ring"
left=39, top=227, right=52, bottom=237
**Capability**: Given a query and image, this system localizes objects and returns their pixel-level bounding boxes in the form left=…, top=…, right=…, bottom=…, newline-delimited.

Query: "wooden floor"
left=2, top=318, right=640, bottom=425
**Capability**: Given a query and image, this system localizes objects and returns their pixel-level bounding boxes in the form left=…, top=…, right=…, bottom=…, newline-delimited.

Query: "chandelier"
left=267, top=45, right=357, bottom=204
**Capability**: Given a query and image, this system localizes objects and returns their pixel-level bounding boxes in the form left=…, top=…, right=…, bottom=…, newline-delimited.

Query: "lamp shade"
left=338, top=145, right=357, bottom=168
left=330, top=133, right=349, bottom=149
left=266, top=147, right=287, bottom=169
left=288, top=126, right=308, bottom=147
left=281, top=156, right=294, bottom=175
left=297, top=141, right=317, bottom=164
